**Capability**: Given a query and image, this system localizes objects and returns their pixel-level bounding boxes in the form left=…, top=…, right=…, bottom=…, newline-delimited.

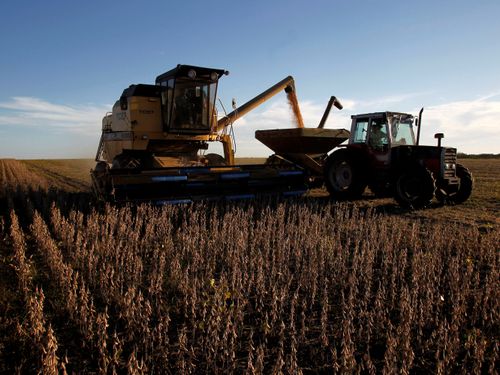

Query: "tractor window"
left=353, top=120, right=368, bottom=143
left=368, top=119, right=388, bottom=150
left=390, top=116, right=416, bottom=146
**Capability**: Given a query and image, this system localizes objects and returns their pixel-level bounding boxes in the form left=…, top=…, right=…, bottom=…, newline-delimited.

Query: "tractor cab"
left=350, top=112, right=416, bottom=151
left=349, top=111, right=417, bottom=169
left=155, top=65, right=228, bottom=135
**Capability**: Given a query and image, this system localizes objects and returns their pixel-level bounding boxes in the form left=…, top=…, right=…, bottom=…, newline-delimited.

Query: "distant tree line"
left=458, top=153, right=500, bottom=159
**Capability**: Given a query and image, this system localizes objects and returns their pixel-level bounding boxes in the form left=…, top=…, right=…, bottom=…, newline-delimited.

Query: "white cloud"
left=356, top=92, right=429, bottom=109
left=414, top=95, right=500, bottom=153
left=0, top=97, right=110, bottom=135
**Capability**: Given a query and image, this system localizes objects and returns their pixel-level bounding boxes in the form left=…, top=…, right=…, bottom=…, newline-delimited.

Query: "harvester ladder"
left=95, top=134, right=104, bottom=161
left=95, top=112, right=113, bottom=161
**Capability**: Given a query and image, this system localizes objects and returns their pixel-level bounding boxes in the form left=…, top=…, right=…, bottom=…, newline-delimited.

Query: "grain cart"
left=323, top=110, right=473, bottom=208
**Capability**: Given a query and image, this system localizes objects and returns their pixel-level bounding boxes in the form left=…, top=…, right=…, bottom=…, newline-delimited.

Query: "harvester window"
left=170, top=80, right=216, bottom=133
left=160, top=79, right=174, bottom=131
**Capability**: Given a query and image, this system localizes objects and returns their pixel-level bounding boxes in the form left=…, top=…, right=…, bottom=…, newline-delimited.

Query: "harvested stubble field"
left=0, top=158, right=498, bottom=374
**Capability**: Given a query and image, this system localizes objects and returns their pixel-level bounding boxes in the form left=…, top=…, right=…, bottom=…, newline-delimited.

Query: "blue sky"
left=1, top=0, right=499, bottom=158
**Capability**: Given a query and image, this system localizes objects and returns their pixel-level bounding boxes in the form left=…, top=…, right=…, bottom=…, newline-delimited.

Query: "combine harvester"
left=91, top=64, right=472, bottom=208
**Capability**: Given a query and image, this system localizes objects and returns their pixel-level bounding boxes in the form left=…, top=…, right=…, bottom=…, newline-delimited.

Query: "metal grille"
left=443, top=148, right=457, bottom=178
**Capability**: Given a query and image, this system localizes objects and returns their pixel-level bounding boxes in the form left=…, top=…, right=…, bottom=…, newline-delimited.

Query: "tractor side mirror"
left=434, top=133, right=444, bottom=147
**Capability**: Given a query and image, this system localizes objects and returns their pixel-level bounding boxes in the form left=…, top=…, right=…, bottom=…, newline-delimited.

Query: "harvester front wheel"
left=112, top=154, right=142, bottom=169
left=394, top=167, right=435, bottom=209
left=91, top=161, right=111, bottom=200
left=204, top=153, right=226, bottom=166
left=324, top=150, right=365, bottom=200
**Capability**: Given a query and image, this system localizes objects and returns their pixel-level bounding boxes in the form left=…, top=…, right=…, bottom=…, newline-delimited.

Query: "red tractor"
left=324, top=110, right=473, bottom=208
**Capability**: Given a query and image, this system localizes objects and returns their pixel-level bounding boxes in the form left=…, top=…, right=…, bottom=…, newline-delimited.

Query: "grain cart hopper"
left=91, top=65, right=349, bottom=203
left=323, top=110, right=473, bottom=208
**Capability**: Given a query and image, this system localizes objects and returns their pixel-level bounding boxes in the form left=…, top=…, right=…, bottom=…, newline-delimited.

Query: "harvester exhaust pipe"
left=416, top=107, right=424, bottom=145
left=217, top=76, right=296, bottom=132
left=318, top=96, right=343, bottom=129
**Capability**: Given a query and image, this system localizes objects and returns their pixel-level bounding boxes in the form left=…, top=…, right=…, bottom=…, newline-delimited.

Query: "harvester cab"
left=155, top=65, right=226, bottom=135
left=95, top=65, right=230, bottom=171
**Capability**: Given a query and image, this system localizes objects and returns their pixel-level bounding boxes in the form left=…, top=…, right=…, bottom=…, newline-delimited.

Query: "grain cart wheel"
left=394, top=167, right=435, bottom=209
left=265, top=154, right=292, bottom=166
left=450, top=164, right=473, bottom=204
left=324, top=150, right=365, bottom=200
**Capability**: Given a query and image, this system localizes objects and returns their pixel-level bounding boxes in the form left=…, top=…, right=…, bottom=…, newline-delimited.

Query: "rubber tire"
left=324, top=149, right=365, bottom=200
left=112, top=154, right=142, bottom=169
left=91, top=162, right=111, bottom=200
left=394, top=167, right=435, bottom=209
left=94, top=161, right=109, bottom=174
left=450, top=164, right=473, bottom=204
left=204, top=153, right=226, bottom=166
left=265, top=154, right=293, bottom=167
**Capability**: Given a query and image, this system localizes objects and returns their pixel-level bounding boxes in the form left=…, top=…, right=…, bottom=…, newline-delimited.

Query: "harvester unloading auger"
left=91, top=64, right=348, bottom=203
left=92, top=64, right=472, bottom=208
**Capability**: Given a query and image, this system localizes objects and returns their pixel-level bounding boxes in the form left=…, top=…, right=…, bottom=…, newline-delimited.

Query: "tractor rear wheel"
left=394, top=167, right=435, bottom=209
left=324, top=150, right=365, bottom=200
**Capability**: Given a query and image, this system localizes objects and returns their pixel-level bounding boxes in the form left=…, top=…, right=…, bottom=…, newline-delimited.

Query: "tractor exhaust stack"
left=416, top=107, right=424, bottom=145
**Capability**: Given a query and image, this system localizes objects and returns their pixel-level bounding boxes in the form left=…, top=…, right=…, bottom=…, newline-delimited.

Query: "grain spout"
left=286, top=90, right=305, bottom=128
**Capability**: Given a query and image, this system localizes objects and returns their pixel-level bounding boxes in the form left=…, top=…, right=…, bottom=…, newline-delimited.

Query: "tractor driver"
left=369, top=121, right=387, bottom=150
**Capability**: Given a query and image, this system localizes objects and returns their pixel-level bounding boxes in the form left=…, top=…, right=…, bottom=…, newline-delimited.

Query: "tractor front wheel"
left=446, top=164, right=473, bottom=204
left=436, top=164, right=474, bottom=204
left=324, top=150, right=365, bottom=200
left=394, top=167, right=435, bottom=209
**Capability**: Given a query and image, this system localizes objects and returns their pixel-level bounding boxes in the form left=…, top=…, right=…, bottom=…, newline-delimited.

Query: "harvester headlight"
left=210, top=72, right=219, bottom=81
left=187, top=69, right=197, bottom=79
